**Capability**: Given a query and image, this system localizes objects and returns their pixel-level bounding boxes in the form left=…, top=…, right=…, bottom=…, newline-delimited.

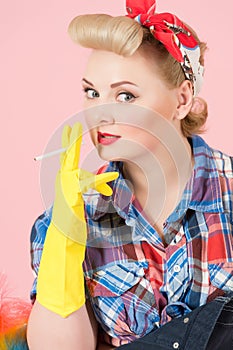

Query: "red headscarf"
left=125, top=0, right=204, bottom=96
left=126, top=0, right=198, bottom=63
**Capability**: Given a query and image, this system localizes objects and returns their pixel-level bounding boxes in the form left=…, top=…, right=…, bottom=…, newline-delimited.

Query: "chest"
left=84, top=210, right=233, bottom=341
left=85, top=209, right=232, bottom=291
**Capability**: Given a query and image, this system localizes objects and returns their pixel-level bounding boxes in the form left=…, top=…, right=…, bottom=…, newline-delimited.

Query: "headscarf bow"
left=126, top=0, right=204, bottom=96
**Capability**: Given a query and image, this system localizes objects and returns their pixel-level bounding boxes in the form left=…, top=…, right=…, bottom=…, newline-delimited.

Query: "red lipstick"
left=97, top=131, right=121, bottom=145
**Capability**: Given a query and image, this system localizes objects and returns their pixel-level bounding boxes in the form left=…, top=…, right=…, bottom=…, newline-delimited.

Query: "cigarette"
left=34, top=142, right=85, bottom=161
left=34, top=147, right=67, bottom=161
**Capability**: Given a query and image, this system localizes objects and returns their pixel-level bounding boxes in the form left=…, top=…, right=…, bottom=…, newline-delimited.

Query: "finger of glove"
left=60, top=125, right=72, bottom=165
left=94, top=172, right=119, bottom=195
left=79, top=170, right=119, bottom=195
left=62, top=125, right=72, bottom=148
left=62, top=122, right=82, bottom=172
left=95, top=172, right=119, bottom=188
left=95, top=183, right=113, bottom=196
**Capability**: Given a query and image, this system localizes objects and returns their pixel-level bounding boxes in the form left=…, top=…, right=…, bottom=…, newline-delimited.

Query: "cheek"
left=144, top=90, right=177, bottom=120
left=120, top=126, right=139, bottom=138
left=136, top=133, right=160, bottom=152
left=84, top=109, right=98, bottom=145
left=83, top=98, right=94, bottom=110
left=88, top=129, right=96, bottom=145
left=120, top=126, right=159, bottom=150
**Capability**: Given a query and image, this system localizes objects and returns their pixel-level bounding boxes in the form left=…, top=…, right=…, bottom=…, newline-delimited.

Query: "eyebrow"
left=82, top=78, right=138, bottom=89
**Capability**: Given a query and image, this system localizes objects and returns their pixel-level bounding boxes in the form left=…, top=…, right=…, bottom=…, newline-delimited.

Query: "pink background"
left=1, top=0, right=232, bottom=299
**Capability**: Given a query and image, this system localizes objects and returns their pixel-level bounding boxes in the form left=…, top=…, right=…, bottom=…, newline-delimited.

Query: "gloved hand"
left=37, top=122, right=119, bottom=317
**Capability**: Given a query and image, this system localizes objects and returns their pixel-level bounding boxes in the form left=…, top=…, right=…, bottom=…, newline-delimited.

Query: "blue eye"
left=117, top=92, right=136, bottom=103
left=83, top=88, right=99, bottom=99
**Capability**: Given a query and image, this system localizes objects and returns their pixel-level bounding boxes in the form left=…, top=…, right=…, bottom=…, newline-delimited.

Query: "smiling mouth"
left=97, top=132, right=121, bottom=145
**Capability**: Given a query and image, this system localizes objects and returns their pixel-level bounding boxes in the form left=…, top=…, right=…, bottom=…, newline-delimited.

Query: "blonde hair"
left=68, top=14, right=208, bottom=137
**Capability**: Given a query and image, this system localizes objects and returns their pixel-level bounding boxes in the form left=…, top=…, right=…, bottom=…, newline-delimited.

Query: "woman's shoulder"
left=192, top=134, right=233, bottom=179
left=211, top=147, right=233, bottom=179
left=209, top=146, right=233, bottom=213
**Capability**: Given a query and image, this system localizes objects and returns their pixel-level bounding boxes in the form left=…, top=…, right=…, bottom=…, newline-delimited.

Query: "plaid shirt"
left=30, top=135, right=233, bottom=347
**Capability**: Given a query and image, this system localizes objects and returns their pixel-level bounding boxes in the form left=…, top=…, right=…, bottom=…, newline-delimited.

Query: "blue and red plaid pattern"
left=30, top=135, right=233, bottom=347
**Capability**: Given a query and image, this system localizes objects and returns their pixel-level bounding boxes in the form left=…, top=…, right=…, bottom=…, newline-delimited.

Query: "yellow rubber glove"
left=36, top=122, right=119, bottom=317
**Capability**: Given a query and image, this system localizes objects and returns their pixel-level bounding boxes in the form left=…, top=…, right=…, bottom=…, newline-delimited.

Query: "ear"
left=174, top=80, right=193, bottom=120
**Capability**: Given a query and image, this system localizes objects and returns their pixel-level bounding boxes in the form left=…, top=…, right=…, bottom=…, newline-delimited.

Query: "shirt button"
left=184, top=317, right=189, bottom=324
left=173, top=342, right=179, bottom=349
left=104, top=229, right=112, bottom=236
left=174, top=264, right=181, bottom=273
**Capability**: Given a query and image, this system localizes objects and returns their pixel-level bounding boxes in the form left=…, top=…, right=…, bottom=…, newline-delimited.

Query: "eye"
left=83, top=88, right=99, bottom=99
left=117, top=92, right=137, bottom=103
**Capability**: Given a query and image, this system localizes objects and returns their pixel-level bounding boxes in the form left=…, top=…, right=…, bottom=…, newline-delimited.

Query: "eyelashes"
left=82, top=87, right=138, bottom=103
left=117, top=92, right=137, bottom=102
left=83, top=88, right=99, bottom=99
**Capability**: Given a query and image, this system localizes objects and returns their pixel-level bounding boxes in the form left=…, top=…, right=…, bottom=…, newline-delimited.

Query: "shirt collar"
left=166, top=135, right=224, bottom=223
left=84, top=135, right=224, bottom=222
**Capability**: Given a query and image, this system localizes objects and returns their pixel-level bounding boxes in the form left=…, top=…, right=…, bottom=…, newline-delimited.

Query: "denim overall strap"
left=118, top=293, right=233, bottom=350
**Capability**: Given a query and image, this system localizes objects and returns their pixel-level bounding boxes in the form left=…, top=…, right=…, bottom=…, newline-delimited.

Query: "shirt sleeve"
left=29, top=206, right=53, bottom=301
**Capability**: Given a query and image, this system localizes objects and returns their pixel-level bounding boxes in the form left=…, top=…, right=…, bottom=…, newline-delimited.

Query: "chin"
left=98, top=154, right=118, bottom=162
left=97, top=147, right=120, bottom=163
left=96, top=139, right=150, bottom=164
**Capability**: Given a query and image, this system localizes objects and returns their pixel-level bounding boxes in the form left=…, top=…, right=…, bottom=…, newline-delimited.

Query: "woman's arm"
left=27, top=300, right=98, bottom=350
left=28, top=124, right=118, bottom=349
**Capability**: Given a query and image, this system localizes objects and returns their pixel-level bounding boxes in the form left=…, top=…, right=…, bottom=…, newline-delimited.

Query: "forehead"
left=83, top=49, right=160, bottom=80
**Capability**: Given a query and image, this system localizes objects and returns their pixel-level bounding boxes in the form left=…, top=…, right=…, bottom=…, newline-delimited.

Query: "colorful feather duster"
left=0, top=274, right=32, bottom=350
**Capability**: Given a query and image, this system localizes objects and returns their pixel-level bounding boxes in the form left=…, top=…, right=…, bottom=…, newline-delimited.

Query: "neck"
left=122, top=136, right=194, bottom=226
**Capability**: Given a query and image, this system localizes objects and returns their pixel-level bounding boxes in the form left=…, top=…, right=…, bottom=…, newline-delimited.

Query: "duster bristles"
left=0, top=274, right=31, bottom=349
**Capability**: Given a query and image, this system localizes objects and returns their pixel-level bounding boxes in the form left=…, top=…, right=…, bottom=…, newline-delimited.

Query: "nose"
left=84, top=104, right=116, bottom=128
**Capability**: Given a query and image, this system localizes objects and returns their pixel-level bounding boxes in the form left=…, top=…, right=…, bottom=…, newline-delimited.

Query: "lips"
left=97, top=131, right=121, bottom=145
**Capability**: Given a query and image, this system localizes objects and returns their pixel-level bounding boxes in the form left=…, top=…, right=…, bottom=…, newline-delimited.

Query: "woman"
left=27, top=1, right=233, bottom=349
